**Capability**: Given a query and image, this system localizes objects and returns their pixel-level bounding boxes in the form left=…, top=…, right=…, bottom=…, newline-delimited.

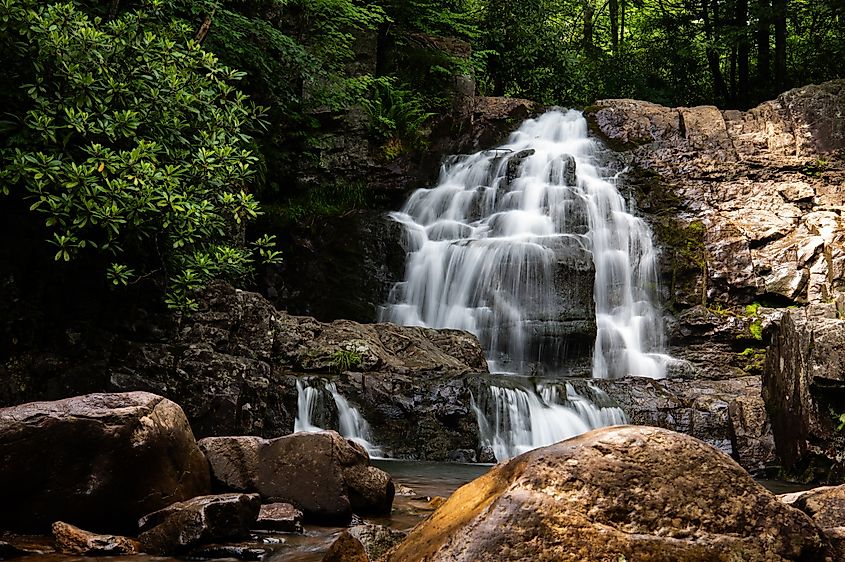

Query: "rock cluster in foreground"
left=0, top=391, right=393, bottom=558
left=384, top=426, right=824, bottom=562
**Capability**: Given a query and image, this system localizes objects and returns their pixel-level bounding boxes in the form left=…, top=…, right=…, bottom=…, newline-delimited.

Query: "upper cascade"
left=381, top=109, right=669, bottom=378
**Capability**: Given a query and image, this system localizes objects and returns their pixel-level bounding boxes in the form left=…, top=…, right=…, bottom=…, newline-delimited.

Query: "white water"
left=381, top=109, right=668, bottom=379
left=294, top=379, right=383, bottom=458
left=383, top=110, right=671, bottom=459
left=472, top=383, right=628, bottom=461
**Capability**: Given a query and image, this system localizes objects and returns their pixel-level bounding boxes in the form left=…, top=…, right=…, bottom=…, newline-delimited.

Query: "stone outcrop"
left=200, top=431, right=394, bottom=524
left=764, top=304, right=845, bottom=481
left=588, top=80, right=845, bottom=310
left=348, top=523, right=407, bottom=561
left=52, top=522, right=140, bottom=556
left=384, top=426, right=823, bottom=562
left=138, top=493, right=261, bottom=555
left=0, top=392, right=210, bottom=533
left=106, top=281, right=487, bottom=441
left=589, top=375, right=777, bottom=471
left=321, top=531, right=368, bottom=562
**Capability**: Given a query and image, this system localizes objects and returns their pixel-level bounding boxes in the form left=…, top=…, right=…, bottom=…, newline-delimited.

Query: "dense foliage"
left=0, top=0, right=278, bottom=309
left=0, top=0, right=842, bottom=308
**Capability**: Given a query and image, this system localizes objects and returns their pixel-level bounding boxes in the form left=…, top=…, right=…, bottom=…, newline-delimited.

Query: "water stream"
left=294, top=379, right=383, bottom=458
left=383, top=109, right=671, bottom=457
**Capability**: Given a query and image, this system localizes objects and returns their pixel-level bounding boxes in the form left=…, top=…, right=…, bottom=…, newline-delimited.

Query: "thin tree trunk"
left=737, top=0, right=749, bottom=106
left=195, top=8, right=216, bottom=44
left=583, top=0, right=595, bottom=55
left=703, top=0, right=730, bottom=103
left=621, top=0, right=626, bottom=50
left=757, top=0, right=771, bottom=87
left=773, top=0, right=787, bottom=90
left=610, top=0, right=619, bottom=55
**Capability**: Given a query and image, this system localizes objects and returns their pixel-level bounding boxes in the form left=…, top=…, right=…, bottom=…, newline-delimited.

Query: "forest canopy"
left=0, top=0, right=842, bottom=307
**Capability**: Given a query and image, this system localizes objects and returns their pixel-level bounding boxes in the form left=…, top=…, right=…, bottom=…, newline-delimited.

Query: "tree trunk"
left=583, top=0, right=595, bottom=55
left=621, top=0, right=626, bottom=50
left=610, top=0, right=619, bottom=55
left=773, top=0, right=787, bottom=90
left=737, top=0, right=749, bottom=106
left=702, top=0, right=730, bottom=103
left=757, top=0, right=771, bottom=86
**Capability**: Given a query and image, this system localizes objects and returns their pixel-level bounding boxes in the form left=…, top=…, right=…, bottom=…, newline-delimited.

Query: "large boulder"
left=384, top=426, right=823, bottom=562
left=200, top=431, right=394, bottom=524
left=0, top=392, right=210, bottom=533
left=764, top=305, right=845, bottom=481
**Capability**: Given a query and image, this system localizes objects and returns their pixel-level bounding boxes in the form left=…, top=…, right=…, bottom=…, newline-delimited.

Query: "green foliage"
left=363, top=80, right=434, bottom=159
left=0, top=0, right=279, bottom=309
left=331, top=349, right=362, bottom=373
left=270, top=181, right=369, bottom=224
left=739, top=347, right=766, bottom=373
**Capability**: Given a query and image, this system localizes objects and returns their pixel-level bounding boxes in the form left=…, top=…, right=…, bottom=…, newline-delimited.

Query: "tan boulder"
left=384, top=426, right=823, bottom=562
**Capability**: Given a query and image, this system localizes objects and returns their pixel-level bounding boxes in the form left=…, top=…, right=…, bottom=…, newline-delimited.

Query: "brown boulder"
left=52, top=521, right=139, bottom=556
left=781, top=485, right=845, bottom=561
left=138, top=493, right=261, bottom=555
left=384, top=426, right=822, bottom=562
left=321, top=531, right=368, bottom=562
left=0, top=392, right=210, bottom=533
left=198, top=435, right=263, bottom=491
left=255, top=431, right=394, bottom=523
left=200, top=431, right=394, bottom=524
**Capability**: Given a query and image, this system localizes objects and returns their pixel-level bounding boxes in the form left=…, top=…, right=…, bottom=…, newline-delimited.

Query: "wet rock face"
left=106, top=282, right=487, bottom=441
left=200, top=431, right=395, bottom=524
left=588, top=80, right=845, bottom=308
left=384, top=426, right=823, bottom=562
left=764, top=305, right=845, bottom=481
left=0, top=392, right=210, bottom=533
left=269, top=211, right=407, bottom=323
left=589, top=375, right=776, bottom=472
left=138, top=493, right=261, bottom=555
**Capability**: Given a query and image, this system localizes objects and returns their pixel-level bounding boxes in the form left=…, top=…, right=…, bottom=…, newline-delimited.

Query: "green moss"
left=739, top=347, right=766, bottom=374
left=749, top=320, right=763, bottom=340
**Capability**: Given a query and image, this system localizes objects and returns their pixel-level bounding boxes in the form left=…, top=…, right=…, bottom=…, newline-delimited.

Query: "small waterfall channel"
left=382, top=109, right=671, bottom=459
left=294, top=379, right=384, bottom=458
left=472, top=382, right=627, bottom=460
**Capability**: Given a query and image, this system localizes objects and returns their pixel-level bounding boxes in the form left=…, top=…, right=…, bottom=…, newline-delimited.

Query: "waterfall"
left=294, top=379, right=384, bottom=458
left=381, top=109, right=668, bottom=379
left=472, top=383, right=628, bottom=461
left=294, top=379, right=322, bottom=433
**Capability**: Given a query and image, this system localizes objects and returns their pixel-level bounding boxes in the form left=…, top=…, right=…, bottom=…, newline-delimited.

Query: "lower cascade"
left=383, top=109, right=669, bottom=457
left=473, top=383, right=627, bottom=461
left=294, top=379, right=383, bottom=458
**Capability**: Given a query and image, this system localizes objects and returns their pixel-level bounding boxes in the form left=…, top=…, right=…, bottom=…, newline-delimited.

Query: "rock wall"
left=588, top=80, right=845, bottom=310
left=588, top=80, right=845, bottom=481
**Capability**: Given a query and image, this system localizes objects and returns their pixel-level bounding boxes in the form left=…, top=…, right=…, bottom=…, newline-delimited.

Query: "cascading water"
left=383, top=109, right=670, bottom=459
left=472, top=383, right=627, bottom=461
left=294, top=379, right=383, bottom=458
left=381, top=109, right=667, bottom=378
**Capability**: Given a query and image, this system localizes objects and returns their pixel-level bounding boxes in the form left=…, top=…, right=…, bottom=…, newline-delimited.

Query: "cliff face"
left=588, top=80, right=845, bottom=480
left=587, top=80, right=845, bottom=310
